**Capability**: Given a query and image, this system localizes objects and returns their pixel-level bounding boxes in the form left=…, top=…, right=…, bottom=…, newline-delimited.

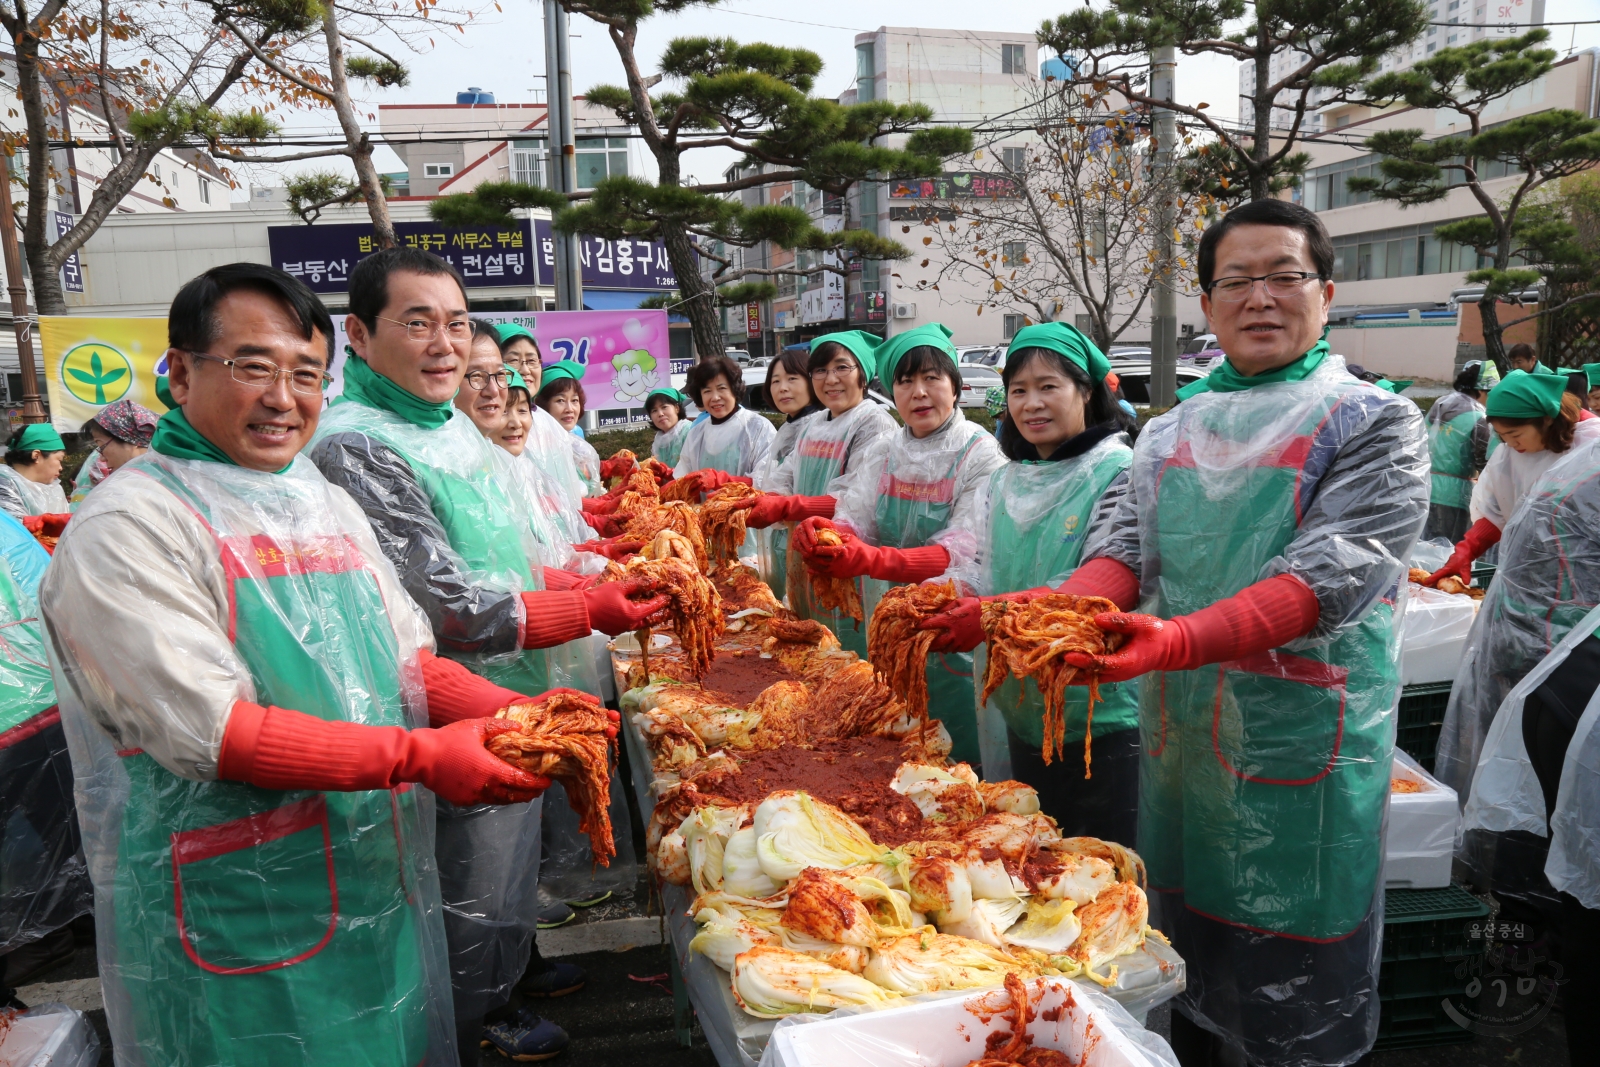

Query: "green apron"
left=861, top=435, right=985, bottom=766
left=112, top=462, right=436, bottom=1067
left=1139, top=383, right=1398, bottom=939
left=320, top=406, right=551, bottom=696
left=788, top=415, right=873, bottom=658
left=0, top=553, right=54, bottom=736
left=978, top=437, right=1138, bottom=757
left=1427, top=404, right=1483, bottom=510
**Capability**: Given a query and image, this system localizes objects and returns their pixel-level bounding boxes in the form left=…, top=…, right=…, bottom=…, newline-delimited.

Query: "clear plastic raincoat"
left=1422, top=390, right=1488, bottom=542
left=749, top=408, right=821, bottom=599
left=310, top=398, right=549, bottom=1031
left=651, top=417, right=694, bottom=470
left=832, top=409, right=1005, bottom=765
left=1461, top=597, right=1600, bottom=911
left=950, top=429, right=1136, bottom=779
left=1470, top=415, right=1600, bottom=527
left=525, top=406, right=599, bottom=556
left=0, top=464, right=68, bottom=518
left=570, top=432, right=602, bottom=496
left=40, top=452, right=457, bottom=1067
left=763, top=402, right=895, bottom=619
left=1438, top=437, right=1600, bottom=819
left=1093, top=352, right=1429, bottom=1066
left=0, top=514, right=91, bottom=956
left=673, top=405, right=776, bottom=480
left=68, top=449, right=109, bottom=510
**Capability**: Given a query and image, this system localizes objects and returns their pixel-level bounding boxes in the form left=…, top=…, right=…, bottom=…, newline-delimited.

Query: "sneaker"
left=518, top=959, right=586, bottom=999
left=536, top=897, right=574, bottom=930
left=483, top=1007, right=568, bottom=1062
left=564, top=890, right=612, bottom=909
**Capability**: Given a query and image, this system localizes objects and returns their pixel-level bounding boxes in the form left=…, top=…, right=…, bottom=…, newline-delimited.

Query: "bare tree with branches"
left=908, top=84, right=1210, bottom=351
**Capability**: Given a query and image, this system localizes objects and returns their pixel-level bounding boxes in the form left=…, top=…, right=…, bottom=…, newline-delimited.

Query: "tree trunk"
left=14, top=25, right=67, bottom=316
left=1249, top=24, right=1272, bottom=202
left=322, top=5, right=396, bottom=248
left=1480, top=296, right=1508, bottom=375
left=660, top=220, right=722, bottom=361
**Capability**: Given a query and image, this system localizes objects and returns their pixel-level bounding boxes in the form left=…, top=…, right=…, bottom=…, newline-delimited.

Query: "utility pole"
left=0, top=176, right=45, bottom=423
left=1148, top=44, right=1178, bottom=410
left=542, top=0, right=583, bottom=311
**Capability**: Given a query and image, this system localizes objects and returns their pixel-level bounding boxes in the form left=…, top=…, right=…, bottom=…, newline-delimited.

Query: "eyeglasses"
left=810, top=362, right=858, bottom=381
left=463, top=369, right=510, bottom=391
left=377, top=315, right=471, bottom=341
left=1206, top=271, right=1324, bottom=302
left=184, top=351, right=332, bottom=394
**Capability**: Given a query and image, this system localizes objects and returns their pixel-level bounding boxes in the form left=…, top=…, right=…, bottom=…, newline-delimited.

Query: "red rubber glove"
left=792, top=516, right=838, bottom=558
left=1066, top=573, right=1321, bottom=683
left=22, top=513, right=70, bottom=537
left=582, top=510, right=626, bottom=538
left=542, top=566, right=599, bottom=592
left=1423, top=518, right=1500, bottom=588
left=572, top=536, right=645, bottom=561
left=693, top=470, right=751, bottom=495
left=582, top=577, right=671, bottom=636
left=739, top=494, right=836, bottom=529
left=797, top=520, right=948, bottom=582
left=582, top=493, right=625, bottom=515
left=1057, top=556, right=1142, bottom=612
left=217, top=700, right=547, bottom=806
left=600, top=456, right=637, bottom=483
left=918, top=592, right=1047, bottom=653
left=518, top=590, right=592, bottom=649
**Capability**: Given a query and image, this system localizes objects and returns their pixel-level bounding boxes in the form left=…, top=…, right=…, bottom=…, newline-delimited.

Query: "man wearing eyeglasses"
left=1058, top=200, right=1429, bottom=1067
left=39, top=263, right=580, bottom=1066
left=309, top=247, right=662, bottom=1062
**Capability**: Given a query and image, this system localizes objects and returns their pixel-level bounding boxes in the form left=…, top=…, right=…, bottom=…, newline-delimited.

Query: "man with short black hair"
left=1061, top=199, right=1430, bottom=1066
left=41, top=262, right=571, bottom=1066
left=311, top=247, right=663, bottom=1061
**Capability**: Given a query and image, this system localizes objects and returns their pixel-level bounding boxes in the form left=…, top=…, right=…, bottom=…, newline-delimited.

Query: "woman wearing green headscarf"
left=1424, top=369, right=1599, bottom=588
left=0, top=424, right=70, bottom=520
left=790, top=323, right=1006, bottom=767
left=645, top=387, right=694, bottom=469
left=915, top=323, right=1142, bottom=839
left=536, top=361, right=602, bottom=495
left=735, top=331, right=896, bottom=639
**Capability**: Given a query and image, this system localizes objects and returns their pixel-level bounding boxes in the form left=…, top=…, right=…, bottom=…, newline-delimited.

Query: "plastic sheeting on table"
left=1399, top=583, right=1478, bottom=686
left=759, top=976, right=1179, bottom=1067
left=0, top=1003, right=101, bottom=1067
left=616, top=674, right=1186, bottom=1067
left=1384, top=750, right=1458, bottom=889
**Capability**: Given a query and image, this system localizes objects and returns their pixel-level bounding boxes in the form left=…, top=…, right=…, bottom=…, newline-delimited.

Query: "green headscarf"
left=336, top=350, right=456, bottom=429
left=154, top=375, right=175, bottom=411
left=540, top=360, right=586, bottom=388
left=1477, top=360, right=1501, bottom=390
left=1006, top=322, right=1112, bottom=383
left=1582, top=363, right=1600, bottom=391
left=646, top=386, right=688, bottom=408
left=495, top=322, right=538, bottom=349
left=1486, top=369, right=1568, bottom=419
left=1375, top=379, right=1413, bottom=394
left=10, top=424, right=65, bottom=454
left=811, top=330, right=883, bottom=382
left=504, top=365, right=529, bottom=393
left=1176, top=339, right=1330, bottom=399
left=875, top=323, right=956, bottom=394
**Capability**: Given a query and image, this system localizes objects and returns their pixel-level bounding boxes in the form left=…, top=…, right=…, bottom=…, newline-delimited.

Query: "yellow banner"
left=39, top=317, right=172, bottom=433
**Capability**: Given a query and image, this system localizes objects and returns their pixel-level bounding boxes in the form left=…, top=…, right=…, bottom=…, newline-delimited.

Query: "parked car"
left=957, top=345, right=1000, bottom=367
left=1181, top=334, right=1222, bottom=363
left=1107, top=358, right=1210, bottom=407
left=725, top=348, right=753, bottom=364
left=958, top=364, right=1003, bottom=409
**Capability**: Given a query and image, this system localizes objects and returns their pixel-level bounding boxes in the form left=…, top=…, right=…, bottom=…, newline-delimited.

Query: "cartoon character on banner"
left=603, top=316, right=664, bottom=404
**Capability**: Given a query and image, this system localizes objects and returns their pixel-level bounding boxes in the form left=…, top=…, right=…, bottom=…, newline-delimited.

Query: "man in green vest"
left=1065, top=200, right=1430, bottom=1067
left=41, top=263, right=583, bottom=1067
left=310, top=247, right=664, bottom=1061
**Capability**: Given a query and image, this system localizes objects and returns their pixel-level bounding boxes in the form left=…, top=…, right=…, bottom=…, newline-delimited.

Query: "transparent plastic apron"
left=112, top=462, right=440, bottom=1067
left=976, top=441, right=1138, bottom=775
left=1140, top=385, right=1396, bottom=939
left=863, top=436, right=984, bottom=766
left=787, top=415, right=872, bottom=656
left=698, top=411, right=759, bottom=556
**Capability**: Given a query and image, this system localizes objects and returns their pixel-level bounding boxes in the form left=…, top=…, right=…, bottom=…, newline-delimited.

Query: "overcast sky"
left=234, top=0, right=1600, bottom=196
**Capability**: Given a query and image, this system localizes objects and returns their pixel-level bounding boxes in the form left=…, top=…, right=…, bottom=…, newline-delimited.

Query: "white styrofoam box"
left=1400, top=584, right=1479, bottom=686
left=1384, top=749, right=1460, bottom=889
left=763, top=977, right=1172, bottom=1067
left=0, top=1003, right=101, bottom=1067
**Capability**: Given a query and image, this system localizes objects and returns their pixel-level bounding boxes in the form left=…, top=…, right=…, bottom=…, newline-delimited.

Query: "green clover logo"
left=61, top=342, right=132, bottom=405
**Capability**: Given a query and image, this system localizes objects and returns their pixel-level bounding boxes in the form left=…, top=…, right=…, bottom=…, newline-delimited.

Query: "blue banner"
left=267, top=220, right=536, bottom=294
